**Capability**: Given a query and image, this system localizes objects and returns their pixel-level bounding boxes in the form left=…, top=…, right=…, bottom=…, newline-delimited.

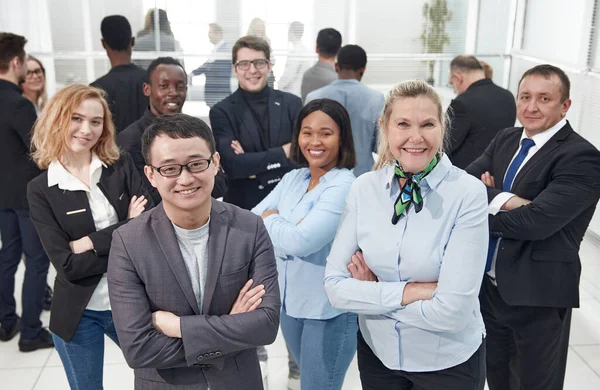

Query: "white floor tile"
left=0, top=367, right=42, bottom=389
left=569, top=298, right=600, bottom=346
left=572, top=345, right=600, bottom=377
left=0, top=336, right=52, bottom=369
left=564, top=347, right=600, bottom=389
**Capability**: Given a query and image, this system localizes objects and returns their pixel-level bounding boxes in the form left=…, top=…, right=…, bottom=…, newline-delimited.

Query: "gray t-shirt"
left=300, top=61, right=338, bottom=102
left=172, top=219, right=210, bottom=313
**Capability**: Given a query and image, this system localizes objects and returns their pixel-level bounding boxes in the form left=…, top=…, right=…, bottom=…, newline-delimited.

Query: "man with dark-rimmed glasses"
left=210, top=35, right=302, bottom=211
left=108, top=113, right=280, bottom=389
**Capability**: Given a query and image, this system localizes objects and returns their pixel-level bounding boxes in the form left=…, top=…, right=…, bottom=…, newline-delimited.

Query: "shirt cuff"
left=378, top=281, right=408, bottom=311
left=488, top=192, right=516, bottom=215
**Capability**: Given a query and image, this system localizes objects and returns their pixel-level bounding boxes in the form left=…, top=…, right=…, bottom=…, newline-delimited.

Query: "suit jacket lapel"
left=151, top=205, right=200, bottom=315
left=512, top=123, right=572, bottom=189
left=268, top=90, right=283, bottom=147
left=496, top=130, right=521, bottom=191
left=232, top=90, right=264, bottom=151
left=202, top=200, right=229, bottom=313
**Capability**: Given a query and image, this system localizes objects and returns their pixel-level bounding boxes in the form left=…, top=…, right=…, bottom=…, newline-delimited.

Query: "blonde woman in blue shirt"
left=324, top=80, right=489, bottom=390
left=252, top=98, right=358, bottom=390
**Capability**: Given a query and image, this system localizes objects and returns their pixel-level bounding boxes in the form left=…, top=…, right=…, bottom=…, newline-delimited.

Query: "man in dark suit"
left=108, top=114, right=280, bottom=389
left=210, top=35, right=302, bottom=210
left=191, top=23, right=232, bottom=108
left=118, top=57, right=227, bottom=204
left=0, top=32, right=53, bottom=351
left=466, top=64, right=600, bottom=390
left=448, top=55, right=516, bottom=169
left=91, top=15, right=148, bottom=133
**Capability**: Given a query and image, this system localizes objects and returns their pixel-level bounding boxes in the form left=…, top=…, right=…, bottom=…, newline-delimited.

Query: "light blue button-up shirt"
left=306, top=79, right=385, bottom=177
left=324, top=155, right=488, bottom=372
left=252, top=167, right=355, bottom=319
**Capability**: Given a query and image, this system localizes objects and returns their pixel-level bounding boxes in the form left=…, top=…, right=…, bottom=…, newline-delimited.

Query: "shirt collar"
left=521, top=118, right=566, bottom=149
left=303, top=167, right=343, bottom=183
left=213, top=40, right=226, bottom=51
left=47, top=154, right=107, bottom=190
left=383, top=153, right=452, bottom=193
left=331, top=79, right=360, bottom=86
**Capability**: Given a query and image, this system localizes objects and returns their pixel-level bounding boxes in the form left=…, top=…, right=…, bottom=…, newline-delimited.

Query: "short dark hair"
left=518, top=64, right=571, bottom=102
left=232, top=36, right=270, bottom=64
left=316, top=28, right=342, bottom=58
left=146, top=57, right=186, bottom=84
left=142, top=114, right=216, bottom=164
left=450, top=55, right=484, bottom=72
left=0, top=32, right=27, bottom=73
left=291, top=99, right=356, bottom=170
left=337, top=45, right=367, bottom=71
left=101, top=15, right=132, bottom=51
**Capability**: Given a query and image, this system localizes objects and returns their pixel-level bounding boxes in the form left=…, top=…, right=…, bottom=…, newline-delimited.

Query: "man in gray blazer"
left=108, top=114, right=280, bottom=389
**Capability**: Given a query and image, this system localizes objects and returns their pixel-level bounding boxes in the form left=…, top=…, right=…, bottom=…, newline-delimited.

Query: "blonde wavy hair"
left=374, top=80, right=449, bottom=170
left=31, top=84, right=119, bottom=169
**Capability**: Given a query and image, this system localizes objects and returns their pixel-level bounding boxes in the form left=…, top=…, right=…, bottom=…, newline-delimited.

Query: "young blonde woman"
left=27, top=84, right=152, bottom=390
left=325, top=80, right=489, bottom=390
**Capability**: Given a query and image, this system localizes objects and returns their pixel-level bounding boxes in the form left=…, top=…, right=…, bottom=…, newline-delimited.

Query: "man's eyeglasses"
left=234, top=59, right=270, bottom=71
left=150, top=157, right=213, bottom=177
left=26, top=68, right=44, bottom=78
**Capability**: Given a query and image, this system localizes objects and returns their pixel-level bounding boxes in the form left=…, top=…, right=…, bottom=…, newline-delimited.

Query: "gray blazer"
left=108, top=200, right=280, bottom=389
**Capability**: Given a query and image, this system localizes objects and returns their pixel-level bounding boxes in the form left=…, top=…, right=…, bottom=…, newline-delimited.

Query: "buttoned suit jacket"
left=108, top=200, right=280, bottom=389
left=466, top=122, right=600, bottom=308
left=209, top=87, right=302, bottom=210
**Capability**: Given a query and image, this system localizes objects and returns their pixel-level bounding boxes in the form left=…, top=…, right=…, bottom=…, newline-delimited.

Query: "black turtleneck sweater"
left=240, top=86, right=270, bottom=147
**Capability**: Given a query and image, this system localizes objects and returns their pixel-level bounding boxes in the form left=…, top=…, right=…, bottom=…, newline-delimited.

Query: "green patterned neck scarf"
left=392, top=154, right=440, bottom=225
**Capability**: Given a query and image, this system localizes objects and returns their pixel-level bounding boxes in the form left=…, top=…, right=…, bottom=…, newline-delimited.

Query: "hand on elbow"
left=401, top=282, right=438, bottom=306
left=501, top=195, right=532, bottom=211
left=347, top=251, right=377, bottom=282
left=229, top=279, right=265, bottom=314
left=152, top=311, right=181, bottom=338
left=69, top=236, right=94, bottom=254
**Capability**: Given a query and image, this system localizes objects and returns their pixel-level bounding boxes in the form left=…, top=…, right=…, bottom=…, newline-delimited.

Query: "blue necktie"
left=485, top=138, right=536, bottom=273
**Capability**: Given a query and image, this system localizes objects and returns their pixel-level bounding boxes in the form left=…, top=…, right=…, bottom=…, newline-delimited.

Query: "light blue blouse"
left=252, top=167, right=355, bottom=319
left=324, top=154, right=489, bottom=372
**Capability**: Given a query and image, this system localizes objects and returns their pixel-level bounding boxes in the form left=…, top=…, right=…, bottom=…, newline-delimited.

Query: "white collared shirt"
left=48, top=154, right=118, bottom=311
left=487, top=118, right=567, bottom=280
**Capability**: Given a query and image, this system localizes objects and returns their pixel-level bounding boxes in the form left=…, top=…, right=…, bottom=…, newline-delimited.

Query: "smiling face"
left=144, top=135, right=219, bottom=215
left=144, top=64, right=187, bottom=116
left=517, top=73, right=571, bottom=137
left=234, top=47, right=271, bottom=92
left=22, top=59, right=45, bottom=94
left=298, top=110, right=341, bottom=171
left=64, top=98, right=104, bottom=158
left=384, top=96, right=443, bottom=173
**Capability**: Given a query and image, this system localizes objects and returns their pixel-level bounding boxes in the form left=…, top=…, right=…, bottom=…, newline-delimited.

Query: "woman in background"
left=253, top=98, right=358, bottom=390
left=28, top=84, right=151, bottom=390
left=20, top=55, right=47, bottom=113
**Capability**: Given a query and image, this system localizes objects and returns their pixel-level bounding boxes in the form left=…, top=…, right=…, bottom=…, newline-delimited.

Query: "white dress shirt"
left=487, top=118, right=566, bottom=279
left=47, top=154, right=118, bottom=311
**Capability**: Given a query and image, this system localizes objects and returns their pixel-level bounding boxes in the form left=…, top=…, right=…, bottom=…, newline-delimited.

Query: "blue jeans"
left=281, top=309, right=358, bottom=390
left=0, top=208, right=50, bottom=339
left=52, top=310, right=120, bottom=390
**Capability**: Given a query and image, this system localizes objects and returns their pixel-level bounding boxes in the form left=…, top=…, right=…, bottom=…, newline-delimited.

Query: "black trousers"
left=480, top=276, right=571, bottom=390
left=0, top=208, right=50, bottom=339
left=357, top=331, right=486, bottom=390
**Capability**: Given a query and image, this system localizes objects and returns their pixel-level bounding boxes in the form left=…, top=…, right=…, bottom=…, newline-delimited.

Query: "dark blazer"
left=448, top=79, right=516, bottom=169
left=210, top=87, right=302, bottom=210
left=91, top=63, right=148, bottom=134
left=27, top=153, right=153, bottom=342
left=191, top=42, right=232, bottom=108
left=108, top=200, right=280, bottom=389
left=0, top=79, right=41, bottom=209
left=466, top=122, right=600, bottom=308
left=118, top=108, right=228, bottom=203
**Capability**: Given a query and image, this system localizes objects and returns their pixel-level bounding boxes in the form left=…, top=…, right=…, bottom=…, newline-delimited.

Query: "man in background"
left=0, top=32, right=53, bottom=352
left=447, top=55, right=516, bottom=169
left=300, top=28, right=341, bottom=101
left=91, top=15, right=148, bottom=133
left=191, top=23, right=232, bottom=108
left=278, top=21, right=311, bottom=98
left=306, top=44, right=384, bottom=177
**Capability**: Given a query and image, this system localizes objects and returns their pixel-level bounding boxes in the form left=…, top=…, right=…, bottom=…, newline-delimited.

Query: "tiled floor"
left=2, top=237, right=600, bottom=389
